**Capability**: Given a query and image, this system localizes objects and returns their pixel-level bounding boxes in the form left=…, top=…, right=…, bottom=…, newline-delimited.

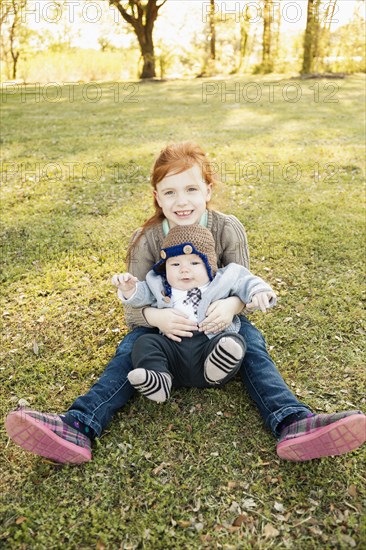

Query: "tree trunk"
left=9, top=3, right=20, bottom=80
left=261, top=0, right=273, bottom=73
left=109, top=0, right=167, bottom=79
left=302, top=0, right=321, bottom=74
left=136, top=28, right=156, bottom=78
left=235, top=13, right=250, bottom=73
left=11, top=51, right=19, bottom=79
left=209, top=0, right=216, bottom=60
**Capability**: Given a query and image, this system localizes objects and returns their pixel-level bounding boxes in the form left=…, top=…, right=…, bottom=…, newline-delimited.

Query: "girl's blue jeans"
left=67, top=316, right=311, bottom=438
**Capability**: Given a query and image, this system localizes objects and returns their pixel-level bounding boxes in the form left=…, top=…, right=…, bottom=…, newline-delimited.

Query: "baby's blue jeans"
left=67, top=316, right=311, bottom=438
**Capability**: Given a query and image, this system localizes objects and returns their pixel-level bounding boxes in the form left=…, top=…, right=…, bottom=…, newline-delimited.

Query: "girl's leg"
left=129, top=334, right=173, bottom=403
left=5, top=327, right=158, bottom=463
left=66, top=327, right=158, bottom=435
left=238, top=316, right=366, bottom=460
left=238, top=315, right=311, bottom=436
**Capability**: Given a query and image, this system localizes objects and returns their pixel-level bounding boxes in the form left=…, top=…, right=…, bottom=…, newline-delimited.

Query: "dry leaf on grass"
left=232, top=514, right=248, bottom=527
left=347, top=484, right=357, bottom=498
left=274, top=501, right=285, bottom=513
left=152, top=462, right=171, bottom=475
left=263, top=523, right=280, bottom=538
left=33, top=340, right=39, bottom=355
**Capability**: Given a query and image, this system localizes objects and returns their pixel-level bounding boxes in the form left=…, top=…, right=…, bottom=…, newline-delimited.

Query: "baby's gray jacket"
left=119, top=263, right=276, bottom=339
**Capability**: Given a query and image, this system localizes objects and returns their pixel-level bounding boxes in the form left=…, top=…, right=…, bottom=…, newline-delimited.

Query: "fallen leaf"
left=274, top=501, right=285, bottom=513
left=152, top=462, right=170, bottom=475
left=340, top=535, right=356, bottom=548
left=15, top=517, right=27, bottom=524
left=177, top=520, right=191, bottom=528
left=33, top=340, right=39, bottom=355
left=263, top=523, right=280, bottom=538
left=242, top=498, right=257, bottom=510
left=227, top=481, right=240, bottom=489
left=233, top=514, right=247, bottom=526
left=347, top=484, right=357, bottom=498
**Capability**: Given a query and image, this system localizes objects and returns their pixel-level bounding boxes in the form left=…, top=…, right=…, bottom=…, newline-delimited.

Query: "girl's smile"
left=154, top=165, right=212, bottom=227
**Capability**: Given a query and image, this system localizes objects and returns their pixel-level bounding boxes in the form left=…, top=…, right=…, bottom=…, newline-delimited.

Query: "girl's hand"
left=199, top=296, right=243, bottom=335
left=246, top=291, right=276, bottom=313
left=143, top=307, right=198, bottom=342
left=111, top=273, right=138, bottom=299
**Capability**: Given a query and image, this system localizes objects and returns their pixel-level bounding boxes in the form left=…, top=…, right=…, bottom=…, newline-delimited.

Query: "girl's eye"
left=187, top=187, right=197, bottom=192
left=164, top=190, right=174, bottom=196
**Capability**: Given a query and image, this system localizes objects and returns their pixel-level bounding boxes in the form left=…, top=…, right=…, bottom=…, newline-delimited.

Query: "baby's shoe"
left=5, top=409, right=92, bottom=464
left=277, top=410, right=366, bottom=461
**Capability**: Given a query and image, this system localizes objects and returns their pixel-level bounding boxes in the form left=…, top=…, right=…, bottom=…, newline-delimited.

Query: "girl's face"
left=165, top=254, right=210, bottom=290
left=154, top=165, right=212, bottom=227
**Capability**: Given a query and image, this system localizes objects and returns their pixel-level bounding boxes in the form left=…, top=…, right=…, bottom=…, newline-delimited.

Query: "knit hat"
left=153, top=225, right=218, bottom=295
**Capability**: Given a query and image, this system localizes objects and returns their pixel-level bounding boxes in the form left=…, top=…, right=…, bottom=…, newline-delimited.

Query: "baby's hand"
left=111, top=273, right=138, bottom=298
left=246, top=291, right=276, bottom=313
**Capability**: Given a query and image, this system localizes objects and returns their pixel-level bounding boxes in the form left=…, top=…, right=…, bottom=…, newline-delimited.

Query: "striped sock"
left=204, top=337, right=244, bottom=384
left=128, top=369, right=172, bottom=403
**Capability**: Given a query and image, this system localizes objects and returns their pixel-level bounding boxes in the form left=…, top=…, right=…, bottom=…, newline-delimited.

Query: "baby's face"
left=165, top=253, right=210, bottom=290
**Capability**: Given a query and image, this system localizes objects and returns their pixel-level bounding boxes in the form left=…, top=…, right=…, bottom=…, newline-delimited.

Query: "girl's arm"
left=219, top=215, right=250, bottom=269
left=144, top=308, right=198, bottom=342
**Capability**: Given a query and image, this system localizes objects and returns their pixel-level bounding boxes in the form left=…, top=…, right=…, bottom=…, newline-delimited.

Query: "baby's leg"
left=128, top=369, right=172, bottom=403
left=129, top=334, right=174, bottom=403
left=204, top=333, right=246, bottom=385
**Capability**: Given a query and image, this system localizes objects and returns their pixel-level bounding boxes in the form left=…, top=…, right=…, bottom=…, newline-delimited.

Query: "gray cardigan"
left=119, top=263, right=276, bottom=338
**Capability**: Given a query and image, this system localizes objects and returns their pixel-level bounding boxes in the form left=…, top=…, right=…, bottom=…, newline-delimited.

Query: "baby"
left=113, top=225, right=276, bottom=402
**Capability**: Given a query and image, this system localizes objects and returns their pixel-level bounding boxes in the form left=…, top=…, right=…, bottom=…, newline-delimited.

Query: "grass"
left=1, top=74, right=365, bottom=549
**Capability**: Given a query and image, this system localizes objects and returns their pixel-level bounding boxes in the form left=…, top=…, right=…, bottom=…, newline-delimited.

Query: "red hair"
left=127, top=142, right=218, bottom=263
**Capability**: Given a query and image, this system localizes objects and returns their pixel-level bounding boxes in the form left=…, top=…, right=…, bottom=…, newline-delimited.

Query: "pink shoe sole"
left=5, top=411, right=91, bottom=464
left=277, top=414, right=366, bottom=461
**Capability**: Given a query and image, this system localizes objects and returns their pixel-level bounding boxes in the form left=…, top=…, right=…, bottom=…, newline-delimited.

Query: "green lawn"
left=1, top=74, right=365, bottom=549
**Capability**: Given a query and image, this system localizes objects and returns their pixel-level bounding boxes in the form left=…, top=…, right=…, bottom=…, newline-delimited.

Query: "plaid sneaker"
left=5, top=409, right=92, bottom=464
left=277, top=410, right=366, bottom=461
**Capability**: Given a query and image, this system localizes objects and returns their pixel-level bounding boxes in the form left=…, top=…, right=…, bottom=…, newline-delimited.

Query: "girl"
left=6, top=142, right=366, bottom=464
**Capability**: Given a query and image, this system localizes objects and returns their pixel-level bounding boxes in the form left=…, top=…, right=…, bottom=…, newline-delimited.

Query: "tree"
left=301, top=0, right=338, bottom=74
left=258, top=0, right=281, bottom=73
left=209, top=0, right=215, bottom=61
left=0, top=0, right=28, bottom=79
left=302, top=0, right=321, bottom=73
left=108, top=0, right=167, bottom=79
left=261, top=0, right=272, bottom=72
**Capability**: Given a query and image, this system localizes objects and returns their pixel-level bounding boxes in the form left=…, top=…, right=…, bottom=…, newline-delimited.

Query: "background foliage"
left=0, top=0, right=365, bottom=82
